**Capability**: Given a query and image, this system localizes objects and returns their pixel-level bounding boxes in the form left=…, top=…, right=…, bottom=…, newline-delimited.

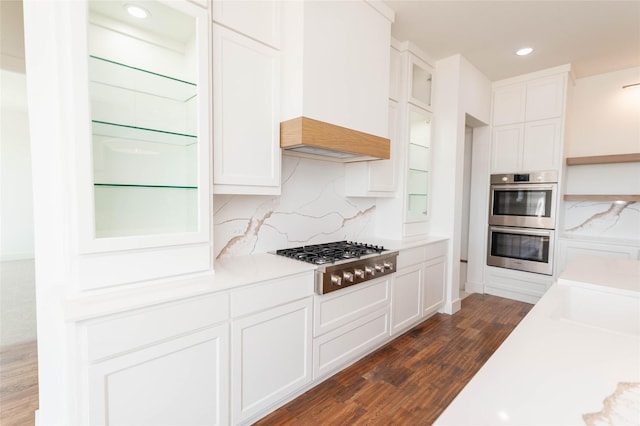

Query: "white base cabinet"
left=484, top=266, right=554, bottom=304
left=391, top=240, right=447, bottom=336
left=82, top=293, right=230, bottom=426
left=390, top=263, right=423, bottom=335
left=312, top=277, right=391, bottom=379
left=231, top=297, right=313, bottom=424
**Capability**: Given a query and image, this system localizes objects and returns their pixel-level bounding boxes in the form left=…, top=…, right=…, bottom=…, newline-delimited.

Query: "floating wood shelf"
left=565, top=153, right=640, bottom=165
left=564, top=194, right=640, bottom=202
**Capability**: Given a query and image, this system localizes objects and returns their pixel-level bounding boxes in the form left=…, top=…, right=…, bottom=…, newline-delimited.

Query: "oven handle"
left=489, top=226, right=554, bottom=237
left=490, top=183, right=557, bottom=191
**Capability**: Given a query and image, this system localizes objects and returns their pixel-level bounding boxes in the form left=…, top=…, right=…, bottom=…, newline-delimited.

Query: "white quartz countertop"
left=64, top=236, right=448, bottom=322
left=435, top=256, right=640, bottom=425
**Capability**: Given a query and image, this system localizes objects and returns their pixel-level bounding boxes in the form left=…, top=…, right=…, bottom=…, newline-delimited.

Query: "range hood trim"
left=280, top=116, right=390, bottom=163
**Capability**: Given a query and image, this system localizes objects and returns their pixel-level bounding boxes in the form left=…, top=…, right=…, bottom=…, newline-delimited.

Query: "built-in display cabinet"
left=25, top=0, right=213, bottom=289
left=374, top=40, right=434, bottom=239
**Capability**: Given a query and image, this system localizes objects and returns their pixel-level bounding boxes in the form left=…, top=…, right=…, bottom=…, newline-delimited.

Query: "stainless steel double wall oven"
left=487, top=171, right=558, bottom=275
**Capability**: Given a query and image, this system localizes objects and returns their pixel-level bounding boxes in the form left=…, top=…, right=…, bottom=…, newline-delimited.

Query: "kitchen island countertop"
left=435, top=256, right=640, bottom=425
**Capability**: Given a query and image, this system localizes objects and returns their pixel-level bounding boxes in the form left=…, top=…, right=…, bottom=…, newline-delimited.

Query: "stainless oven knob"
left=331, top=274, right=342, bottom=286
left=383, top=261, right=393, bottom=270
left=365, top=266, right=375, bottom=276
left=343, top=271, right=354, bottom=282
left=354, top=269, right=365, bottom=279
left=375, top=264, right=384, bottom=272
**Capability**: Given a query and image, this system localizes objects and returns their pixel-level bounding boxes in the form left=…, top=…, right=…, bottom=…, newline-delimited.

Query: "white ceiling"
left=384, top=1, right=640, bottom=81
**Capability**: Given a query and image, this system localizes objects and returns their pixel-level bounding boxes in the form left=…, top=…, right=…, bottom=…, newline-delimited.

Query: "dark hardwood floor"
left=0, top=294, right=532, bottom=426
left=255, top=293, right=532, bottom=425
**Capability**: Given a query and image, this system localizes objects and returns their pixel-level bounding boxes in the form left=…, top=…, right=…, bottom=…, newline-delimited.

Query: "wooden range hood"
left=280, top=116, right=390, bottom=163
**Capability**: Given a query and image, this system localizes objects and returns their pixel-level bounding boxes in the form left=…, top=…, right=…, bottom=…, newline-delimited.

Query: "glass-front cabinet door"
left=80, top=0, right=210, bottom=252
left=405, top=105, right=431, bottom=224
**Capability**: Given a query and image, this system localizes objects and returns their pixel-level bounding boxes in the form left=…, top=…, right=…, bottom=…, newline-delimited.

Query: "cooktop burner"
left=275, top=241, right=386, bottom=265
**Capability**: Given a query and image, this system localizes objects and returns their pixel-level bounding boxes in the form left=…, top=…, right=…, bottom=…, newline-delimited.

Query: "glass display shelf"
left=94, top=183, right=197, bottom=189
left=92, top=120, right=196, bottom=146
left=89, top=55, right=196, bottom=102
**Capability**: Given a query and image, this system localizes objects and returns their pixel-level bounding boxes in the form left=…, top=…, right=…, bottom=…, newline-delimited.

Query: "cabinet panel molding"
left=213, top=24, right=281, bottom=194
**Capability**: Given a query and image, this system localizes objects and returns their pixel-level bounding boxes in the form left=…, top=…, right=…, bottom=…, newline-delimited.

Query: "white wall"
left=1, top=57, right=37, bottom=347
left=432, top=54, right=491, bottom=313
left=560, top=66, right=640, bottom=246
left=567, top=66, right=640, bottom=157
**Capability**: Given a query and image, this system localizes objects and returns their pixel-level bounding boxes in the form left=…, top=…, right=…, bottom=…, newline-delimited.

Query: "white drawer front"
left=313, top=307, right=389, bottom=380
left=397, top=246, right=427, bottom=268
left=230, top=271, right=314, bottom=318
left=424, top=240, right=447, bottom=259
left=85, top=292, right=229, bottom=362
left=314, top=277, right=390, bottom=337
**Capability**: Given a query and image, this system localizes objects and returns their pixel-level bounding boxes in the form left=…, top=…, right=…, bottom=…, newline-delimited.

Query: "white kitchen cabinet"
left=25, top=0, right=213, bottom=288
left=407, top=52, right=434, bottom=111
left=212, top=24, right=281, bottom=195
left=405, top=105, right=432, bottom=225
left=83, top=293, right=230, bottom=425
left=485, top=265, right=554, bottom=304
left=491, top=68, right=568, bottom=173
left=423, top=255, right=446, bottom=317
left=492, top=74, right=565, bottom=126
left=391, top=240, right=447, bottom=334
left=212, top=0, right=280, bottom=49
left=313, top=277, right=391, bottom=379
left=388, top=44, right=402, bottom=102
left=374, top=41, right=435, bottom=239
left=522, top=118, right=562, bottom=171
left=230, top=271, right=314, bottom=424
left=231, top=297, right=313, bottom=424
left=390, top=263, right=423, bottom=335
left=345, top=100, right=400, bottom=196
left=491, top=118, right=562, bottom=173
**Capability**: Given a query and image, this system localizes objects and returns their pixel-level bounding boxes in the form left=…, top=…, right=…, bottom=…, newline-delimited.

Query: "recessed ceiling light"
left=125, top=4, right=149, bottom=19
left=516, top=47, right=534, bottom=56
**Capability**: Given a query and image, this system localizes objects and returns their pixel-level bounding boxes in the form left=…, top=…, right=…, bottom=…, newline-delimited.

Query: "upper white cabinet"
left=408, top=53, right=433, bottom=111
left=281, top=1, right=393, bottom=139
left=212, top=0, right=280, bottom=49
left=345, top=100, right=400, bottom=196
left=212, top=24, right=281, bottom=195
left=491, top=67, right=570, bottom=173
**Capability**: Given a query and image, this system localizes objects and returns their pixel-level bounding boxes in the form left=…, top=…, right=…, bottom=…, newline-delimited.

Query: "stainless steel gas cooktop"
left=275, top=241, right=398, bottom=294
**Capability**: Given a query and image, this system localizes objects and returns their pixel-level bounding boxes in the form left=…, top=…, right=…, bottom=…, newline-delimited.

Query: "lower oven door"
left=487, top=226, right=554, bottom=275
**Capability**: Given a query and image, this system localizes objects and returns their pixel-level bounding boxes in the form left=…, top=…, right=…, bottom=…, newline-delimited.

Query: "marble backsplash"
left=213, top=156, right=377, bottom=259
left=562, top=200, right=640, bottom=241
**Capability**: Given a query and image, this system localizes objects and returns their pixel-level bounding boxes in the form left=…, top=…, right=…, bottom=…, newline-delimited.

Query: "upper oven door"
left=489, top=183, right=557, bottom=229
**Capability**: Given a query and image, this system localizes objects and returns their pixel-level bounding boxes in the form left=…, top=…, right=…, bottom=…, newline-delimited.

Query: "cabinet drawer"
left=85, top=292, right=229, bottom=362
left=231, top=271, right=314, bottom=318
left=397, top=246, right=426, bottom=268
left=397, top=240, right=448, bottom=269
left=314, top=277, right=390, bottom=337
left=425, top=240, right=447, bottom=259
left=313, top=307, right=389, bottom=380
